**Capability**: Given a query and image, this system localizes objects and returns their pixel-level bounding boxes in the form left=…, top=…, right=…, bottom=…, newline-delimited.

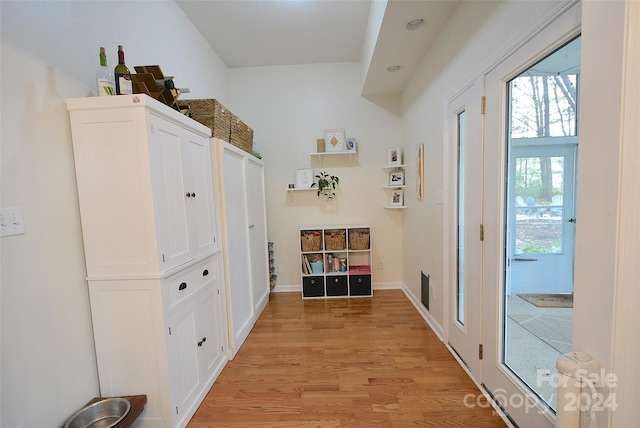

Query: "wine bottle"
left=96, top=47, right=114, bottom=96
left=114, top=45, right=132, bottom=95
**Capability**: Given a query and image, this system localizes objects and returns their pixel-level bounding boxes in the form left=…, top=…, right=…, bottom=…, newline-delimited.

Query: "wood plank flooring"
left=188, top=290, right=506, bottom=427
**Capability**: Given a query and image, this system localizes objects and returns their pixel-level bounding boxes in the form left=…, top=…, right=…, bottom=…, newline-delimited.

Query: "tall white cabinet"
left=211, top=139, right=270, bottom=358
left=67, top=95, right=228, bottom=428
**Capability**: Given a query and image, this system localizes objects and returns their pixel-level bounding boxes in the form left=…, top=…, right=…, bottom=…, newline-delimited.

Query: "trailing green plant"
left=311, top=171, right=340, bottom=200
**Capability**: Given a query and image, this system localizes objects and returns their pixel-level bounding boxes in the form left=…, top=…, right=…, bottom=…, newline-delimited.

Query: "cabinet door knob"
left=334, top=278, right=339, bottom=283
left=202, top=269, right=209, bottom=276
left=186, top=192, right=192, bottom=198
left=197, top=337, right=207, bottom=347
left=192, top=192, right=196, bottom=198
left=357, top=278, right=362, bottom=283
left=179, top=282, right=187, bottom=290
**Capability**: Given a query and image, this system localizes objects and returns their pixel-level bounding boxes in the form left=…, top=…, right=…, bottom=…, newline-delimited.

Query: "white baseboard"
left=401, top=283, right=444, bottom=341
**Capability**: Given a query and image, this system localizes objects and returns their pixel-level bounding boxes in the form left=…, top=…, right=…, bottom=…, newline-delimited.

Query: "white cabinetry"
left=211, top=139, right=270, bottom=358
left=67, top=95, right=227, bottom=428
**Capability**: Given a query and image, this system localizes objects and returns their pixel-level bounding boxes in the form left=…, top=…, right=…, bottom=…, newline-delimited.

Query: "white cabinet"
left=67, top=95, right=217, bottom=277
left=211, top=139, right=270, bottom=358
left=67, top=95, right=228, bottom=428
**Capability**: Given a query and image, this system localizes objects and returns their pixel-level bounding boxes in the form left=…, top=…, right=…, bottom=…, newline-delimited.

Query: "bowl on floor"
left=64, top=397, right=131, bottom=428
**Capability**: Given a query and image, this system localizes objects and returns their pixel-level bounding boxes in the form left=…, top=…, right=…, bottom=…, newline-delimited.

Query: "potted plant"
left=311, top=171, right=340, bottom=200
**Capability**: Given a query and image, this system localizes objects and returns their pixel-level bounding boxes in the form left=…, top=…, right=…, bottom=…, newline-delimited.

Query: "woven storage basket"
left=349, top=231, right=370, bottom=250
left=324, top=231, right=346, bottom=251
left=301, top=232, right=322, bottom=252
left=185, top=99, right=231, bottom=142
left=230, top=113, right=253, bottom=154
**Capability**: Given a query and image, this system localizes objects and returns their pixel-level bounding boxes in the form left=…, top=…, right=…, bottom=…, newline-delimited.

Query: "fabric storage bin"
left=349, top=275, right=372, bottom=296
left=326, top=275, right=348, bottom=296
left=302, top=276, right=324, bottom=298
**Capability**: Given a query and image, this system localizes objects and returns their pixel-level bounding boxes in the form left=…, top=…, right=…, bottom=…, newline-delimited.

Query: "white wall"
left=0, top=2, right=228, bottom=427
left=228, top=62, right=404, bottom=291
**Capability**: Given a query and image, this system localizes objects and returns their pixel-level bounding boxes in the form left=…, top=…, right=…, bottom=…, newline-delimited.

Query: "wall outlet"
left=429, top=282, right=435, bottom=300
left=378, top=261, right=384, bottom=270
left=278, top=265, right=284, bottom=274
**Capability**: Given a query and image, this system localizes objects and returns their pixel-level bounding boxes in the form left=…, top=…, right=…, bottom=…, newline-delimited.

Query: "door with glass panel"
left=482, top=28, right=580, bottom=427
left=446, top=79, right=483, bottom=381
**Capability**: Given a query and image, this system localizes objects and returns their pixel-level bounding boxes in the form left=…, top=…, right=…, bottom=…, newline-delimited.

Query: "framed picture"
left=324, top=129, right=345, bottom=152
left=388, top=147, right=402, bottom=167
left=389, top=171, right=404, bottom=186
left=390, top=189, right=404, bottom=206
left=345, top=138, right=357, bottom=152
left=295, top=168, right=314, bottom=189
left=416, top=144, right=424, bottom=200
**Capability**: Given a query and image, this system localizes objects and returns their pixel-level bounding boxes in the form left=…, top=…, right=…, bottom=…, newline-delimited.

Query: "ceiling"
left=176, top=0, right=460, bottom=96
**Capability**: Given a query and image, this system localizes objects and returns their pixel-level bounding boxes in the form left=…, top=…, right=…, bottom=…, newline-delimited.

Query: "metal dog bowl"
left=64, top=397, right=131, bottom=428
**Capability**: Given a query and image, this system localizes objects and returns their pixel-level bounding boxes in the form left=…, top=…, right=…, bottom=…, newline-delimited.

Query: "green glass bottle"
left=114, top=45, right=132, bottom=95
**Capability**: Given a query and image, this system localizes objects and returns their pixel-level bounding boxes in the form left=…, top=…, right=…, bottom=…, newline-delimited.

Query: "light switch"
left=0, top=207, right=26, bottom=237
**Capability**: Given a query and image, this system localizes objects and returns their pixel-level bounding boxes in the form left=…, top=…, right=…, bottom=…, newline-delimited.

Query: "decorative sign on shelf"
left=323, top=129, right=345, bottom=152
left=295, top=168, right=314, bottom=189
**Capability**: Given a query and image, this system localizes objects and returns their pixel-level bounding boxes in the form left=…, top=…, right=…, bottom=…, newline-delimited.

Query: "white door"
left=246, top=156, right=270, bottom=312
left=445, top=78, right=484, bottom=381
left=482, top=10, right=581, bottom=426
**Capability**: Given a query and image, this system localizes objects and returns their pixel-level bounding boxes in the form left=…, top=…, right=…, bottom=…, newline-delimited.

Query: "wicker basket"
left=324, top=231, right=346, bottom=251
left=349, top=230, right=370, bottom=250
left=230, top=113, right=253, bottom=154
left=301, top=232, right=322, bottom=252
left=185, top=99, right=231, bottom=142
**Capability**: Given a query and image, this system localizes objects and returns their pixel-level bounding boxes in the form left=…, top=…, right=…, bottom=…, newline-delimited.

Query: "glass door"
left=482, top=25, right=581, bottom=426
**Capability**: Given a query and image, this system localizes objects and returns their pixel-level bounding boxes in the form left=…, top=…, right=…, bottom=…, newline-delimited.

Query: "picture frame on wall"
left=345, top=138, right=357, bottom=152
left=389, top=171, right=405, bottom=186
left=295, top=168, right=314, bottom=189
left=390, top=189, right=404, bottom=206
left=388, top=147, right=402, bottom=166
left=416, top=144, right=424, bottom=200
left=324, top=129, right=345, bottom=152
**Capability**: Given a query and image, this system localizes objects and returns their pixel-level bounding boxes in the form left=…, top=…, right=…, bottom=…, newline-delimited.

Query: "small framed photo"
left=345, top=138, right=357, bottom=152
left=390, top=189, right=404, bottom=206
left=295, top=168, right=314, bottom=189
left=324, top=129, right=345, bottom=152
left=389, top=171, right=405, bottom=186
left=388, top=147, right=402, bottom=166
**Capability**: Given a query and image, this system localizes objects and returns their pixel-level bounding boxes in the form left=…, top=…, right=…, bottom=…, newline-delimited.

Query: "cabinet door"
left=167, top=297, right=202, bottom=426
left=149, top=113, right=192, bottom=270
left=183, top=135, right=216, bottom=257
left=197, top=285, right=227, bottom=382
left=219, top=146, right=254, bottom=352
left=246, top=157, right=270, bottom=312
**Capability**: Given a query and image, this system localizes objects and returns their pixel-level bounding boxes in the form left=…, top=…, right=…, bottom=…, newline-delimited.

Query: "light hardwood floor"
left=188, top=290, right=506, bottom=428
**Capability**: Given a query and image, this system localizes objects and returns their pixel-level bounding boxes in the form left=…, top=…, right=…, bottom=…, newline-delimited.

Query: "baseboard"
left=401, top=283, right=444, bottom=341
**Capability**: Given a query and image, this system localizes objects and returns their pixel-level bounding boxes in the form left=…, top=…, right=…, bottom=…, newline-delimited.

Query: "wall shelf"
left=311, top=150, right=356, bottom=166
left=382, top=164, right=406, bottom=170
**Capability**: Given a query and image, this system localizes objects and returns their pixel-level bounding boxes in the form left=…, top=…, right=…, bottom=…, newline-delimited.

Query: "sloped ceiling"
left=177, top=0, right=460, bottom=96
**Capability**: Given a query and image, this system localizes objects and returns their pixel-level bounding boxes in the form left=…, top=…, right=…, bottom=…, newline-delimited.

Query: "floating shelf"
left=311, top=151, right=357, bottom=166
left=384, top=206, right=407, bottom=210
left=383, top=164, right=406, bottom=170
left=383, top=185, right=407, bottom=190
